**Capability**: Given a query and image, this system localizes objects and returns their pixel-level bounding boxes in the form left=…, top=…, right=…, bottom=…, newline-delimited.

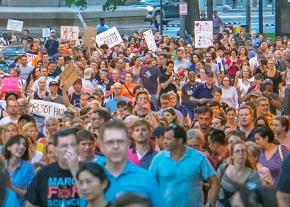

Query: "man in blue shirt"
left=105, top=82, right=128, bottom=113
left=191, top=71, right=216, bottom=106
left=96, top=18, right=109, bottom=34
left=97, top=120, right=164, bottom=207
left=149, top=124, right=220, bottom=207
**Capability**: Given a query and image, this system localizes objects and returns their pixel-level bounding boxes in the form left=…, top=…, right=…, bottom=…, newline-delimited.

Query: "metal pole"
left=160, top=0, right=163, bottom=35
left=259, top=0, right=263, bottom=33
left=275, top=0, right=280, bottom=35
left=246, top=0, right=251, bottom=32
left=180, top=0, right=186, bottom=37
left=207, top=0, right=213, bottom=21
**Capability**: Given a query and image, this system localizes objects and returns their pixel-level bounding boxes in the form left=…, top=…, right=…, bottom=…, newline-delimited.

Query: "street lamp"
left=258, top=0, right=263, bottom=34
left=160, top=0, right=163, bottom=35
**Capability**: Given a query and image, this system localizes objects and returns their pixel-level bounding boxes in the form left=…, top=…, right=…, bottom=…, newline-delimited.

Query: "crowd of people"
left=0, top=21, right=290, bottom=207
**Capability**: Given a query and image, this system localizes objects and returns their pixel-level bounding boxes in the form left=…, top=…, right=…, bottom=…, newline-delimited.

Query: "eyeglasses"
left=103, top=139, right=128, bottom=146
left=233, top=149, right=246, bottom=154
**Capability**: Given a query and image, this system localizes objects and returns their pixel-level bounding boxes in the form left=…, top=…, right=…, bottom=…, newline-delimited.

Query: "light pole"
left=258, top=0, right=263, bottom=34
left=160, top=0, right=163, bottom=35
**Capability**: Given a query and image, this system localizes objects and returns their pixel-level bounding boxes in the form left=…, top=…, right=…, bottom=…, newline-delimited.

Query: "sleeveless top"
left=237, top=78, right=251, bottom=97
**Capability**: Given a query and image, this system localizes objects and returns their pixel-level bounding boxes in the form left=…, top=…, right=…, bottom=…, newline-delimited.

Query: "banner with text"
left=194, top=21, right=213, bottom=48
left=61, top=26, right=80, bottom=40
left=143, top=29, right=157, bottom=51
left=29, top=99, right=67, bottom=119
left=96, top=26, right=123, bottom=48
left=7, top=19, right=23, bottom=32
left=1, top=78, right=19, bottom=93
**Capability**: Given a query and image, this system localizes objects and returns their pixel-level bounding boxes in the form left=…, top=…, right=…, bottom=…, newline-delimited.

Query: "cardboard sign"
left=194, top=21, right=213, bottom=48
left=143, top=29, right=157, bottom=51
left=96, top=26, right=123, bottom=48
left=83, top=26, right=97, bottom=48
left=61, top=26, right=80, bottom=40
left=29, top=99, right=67, bottom=119
left=42, top=28, right=51, bottom=38
left=59, top=63, right=78, bottom=90
left=7, top=19, right=23, bottom=32
left=1, top=78, right=19, bottom=92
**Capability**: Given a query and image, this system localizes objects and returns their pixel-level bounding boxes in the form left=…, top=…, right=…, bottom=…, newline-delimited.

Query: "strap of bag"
left=124, top=84, right=134, bottom=97
left=278, top=145, right=284, bottom=161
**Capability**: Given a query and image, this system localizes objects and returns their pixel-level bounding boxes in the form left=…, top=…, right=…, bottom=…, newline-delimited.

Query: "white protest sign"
left=7, top=19, right=23, bottom=32
left=26, top=53, right=38, bottom=65
left=61, top=26, right=80, bottom=40
left=194, top=21, right=213, bottom=32
left=96, top=26, right=123, bottom=48
left=42, top=28, right=51, bottom=38
left=179, top=2, right=188, bottom=16
left=194, top=21, right=213, bottom=48
left=143, top=29, right=157, bottom=51
left=29, top=100, right=67, bottom=119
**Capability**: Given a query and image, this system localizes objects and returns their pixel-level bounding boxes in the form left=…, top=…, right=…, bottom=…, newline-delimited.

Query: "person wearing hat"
left=181, top=67, right=198, bottom=121
left=44, top=81, right=65, bottom=105
left=243, top=73, right=263, bottom=102
left=262, top=79, right=282, bottom=115
left=191, top=71, right=216, bottom=106
left=68, top=78, right=82, bottom=108
left=44, top=29, right=59, bottom=57
left=98, top=68, right=114, bottom=97
left=249, top=48, right=265, bottom=72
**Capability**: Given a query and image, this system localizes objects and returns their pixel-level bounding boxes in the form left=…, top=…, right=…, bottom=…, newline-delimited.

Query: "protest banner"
left=42, top=28, right=51, bottom=38
left=194, top=21, right=213, bottom=48
left=26, top=53, right=39, bottom=66
left=143, top=29, right=157, bottom=51
left=59, top=63, right=78, bottom=90
left=96, top=26, right=123, bottom=48
left=61, top=26, right=80, bottom=40
left=7, top=19, right=23, bottom=32
left=1, top=77, right=19, bottom=93
left=83, top=26, right=97, bottom=48
left=29, top=99, right=67, bottom=119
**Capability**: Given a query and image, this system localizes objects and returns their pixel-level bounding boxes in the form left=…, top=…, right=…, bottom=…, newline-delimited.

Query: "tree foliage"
left=64, top=0, right=126, bottom=10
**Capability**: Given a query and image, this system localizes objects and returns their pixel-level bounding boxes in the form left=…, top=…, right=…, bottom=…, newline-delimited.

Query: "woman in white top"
left=235, top=67, right=252, bottom=99
left=221, top=75, right=239, bottom=108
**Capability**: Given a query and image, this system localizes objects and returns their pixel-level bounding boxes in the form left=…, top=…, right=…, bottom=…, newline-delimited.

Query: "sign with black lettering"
left=29, top=100, right=67, bottom=119
left=96, top=26, right=123, bottom=48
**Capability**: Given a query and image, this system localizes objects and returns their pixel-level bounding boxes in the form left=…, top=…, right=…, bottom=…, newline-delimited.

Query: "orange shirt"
left=121, top=83, right=136, bottom=100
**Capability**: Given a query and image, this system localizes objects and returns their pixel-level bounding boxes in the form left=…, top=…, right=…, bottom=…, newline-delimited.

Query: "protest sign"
left=29, top=99, right=67, bottom=119
left=61, top=26, right=80, bottom=40
left=59, top=63, right=78, bottom=90
left=96, top=26, right=123, bottom=48
left=1, top=78, right=19, bottom=93
left=83, top=26, right=97, bottom=48
left=143, top=29, right=157, bottom=51
left=7, top=19, right=23, bottom=32
left=194, top=21, right=213, bottom=48
left=42, top=28, right=51, bottom=37
left=26, top=53, right=39, bottom=65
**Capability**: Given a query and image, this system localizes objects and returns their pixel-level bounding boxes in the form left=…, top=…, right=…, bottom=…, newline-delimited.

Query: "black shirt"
left=159, top=73, right=177, bottom=95
left=26, top=162, right=81, bottom=207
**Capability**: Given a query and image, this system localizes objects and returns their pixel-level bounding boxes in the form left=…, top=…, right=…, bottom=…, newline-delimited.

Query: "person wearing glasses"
left=149, top=124, right=219, bottom=207
left=217, top=141, right=261, bottom=207
left=96, top=120, right=164, bottom=207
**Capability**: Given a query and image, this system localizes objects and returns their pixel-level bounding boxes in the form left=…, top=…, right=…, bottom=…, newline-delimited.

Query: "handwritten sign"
left=83, top=27, right=97, bottom=48
left=26, top=53, right=39, bottom=66
left=29, top=99, right=67, bottom=119
left=194, top=21, right=213, bottom=48
left=7, top=19, right=23, bottom=32
left=61, top=26, right=80, bottom=40
left=42, top=28, right=51, bottom=38
left=179, top=2, right=188, bottom=16
left=96, top=26, right=123, bottom=48
left=59, top=63, right=78, bottom=90
left=1, top=78, right=19, bottom=92
left=143, top=29, right=157, bottom=51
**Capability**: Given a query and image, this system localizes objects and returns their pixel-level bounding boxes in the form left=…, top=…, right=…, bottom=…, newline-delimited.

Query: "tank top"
left=238, top=78, right=251, bottom=97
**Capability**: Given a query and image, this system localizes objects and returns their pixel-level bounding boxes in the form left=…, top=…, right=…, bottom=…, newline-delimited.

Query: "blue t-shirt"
left=96, top=160, right=165, bottom=207
left=105, top=97, right=128, bottom=113
left=4, top=160, right=35, bottom=207
left=139, top=66, right=161, bottom=95
left=149, top=147, right=216, bottom=207
left=192, top=83, right=215, bottom=100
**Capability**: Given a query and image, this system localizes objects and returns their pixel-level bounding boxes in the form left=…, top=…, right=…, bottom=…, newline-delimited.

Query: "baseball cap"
left=250, top=91, right=262, bottom=97
left=152, top=126, right=166, bottom=138
left=50, top=29, right=56, bottom=33
left=49, top=81, right=59, bottom=86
